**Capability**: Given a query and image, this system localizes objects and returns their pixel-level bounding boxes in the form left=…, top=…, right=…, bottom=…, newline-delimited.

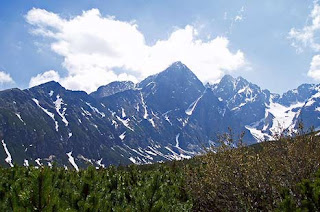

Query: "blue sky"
left=0, top=0, right=317, bottom=93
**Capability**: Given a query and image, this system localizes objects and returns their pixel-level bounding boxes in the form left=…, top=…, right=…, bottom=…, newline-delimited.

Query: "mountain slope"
left=90, top=81, right=135, bottom=99
left=0, top=62, right=319, bottom=168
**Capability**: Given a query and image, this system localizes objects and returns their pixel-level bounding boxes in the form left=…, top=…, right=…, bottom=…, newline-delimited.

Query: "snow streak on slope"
left=49, top=90, right=54, bottom=97
left=1, top=140, right=13, bottom=167
left=121, top=108, right=126, bottom=118
left=140, top=92, right=148, bottom=119
left=185, top=91, right=205, bottom=116
left=129, top=157, right=138, bottom=164
left=66, top=151, right=79, bottom=171
left=116, top=116, right=134, bottom=131
left=119, top=132, right=126, bottom=141
left=15, top=113, right=25, bottom=124
left=32, top=98, right=59, bottom=131
left=35, top=158, right=42, bottom=166
left=54, top=95, right=69, bottom=126
left=96, top=158, right=105, bottom=168
left=304, top=90, right=320, bottom=107
left=149, top=118, right=156, bottom=128
left=86, top=102, right=105, bottom=117
left=174, top=134, right=194, bottom=156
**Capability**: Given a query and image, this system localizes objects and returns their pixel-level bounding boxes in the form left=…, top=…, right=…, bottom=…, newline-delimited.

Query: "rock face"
left=0, top=61, right=319, bottom=169
left=210, top=75, right=320, bottom=141
left=90, top=81, right=135, bottom=99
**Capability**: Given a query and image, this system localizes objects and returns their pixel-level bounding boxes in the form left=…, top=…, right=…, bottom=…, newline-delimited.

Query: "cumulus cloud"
left=288, top=2, right=320, bottom=52
left=308, top=55, right=320, bottom=80
left=29, top=70, right=60, bottom=87
left=26, top=8, right=246, bottom=93
left=0, top=71, right=14, bottom=84
left=289, top=2, right=320, bottom=81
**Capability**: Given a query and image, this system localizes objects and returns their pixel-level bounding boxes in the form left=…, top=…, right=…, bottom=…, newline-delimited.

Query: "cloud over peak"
left=26, top=8, right=246, bottom=93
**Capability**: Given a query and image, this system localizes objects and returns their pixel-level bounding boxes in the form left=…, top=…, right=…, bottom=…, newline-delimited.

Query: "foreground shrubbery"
left=186, top=130, right=320, bottom=211
left=278, top=169, right=320, bottom=211
left=0, top=164, right=191, bottom=211
left=0, top=130, right=320, bottom=211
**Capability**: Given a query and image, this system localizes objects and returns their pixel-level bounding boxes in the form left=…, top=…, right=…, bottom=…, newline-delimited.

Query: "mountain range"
left=0, top=61, right=319, bottom=169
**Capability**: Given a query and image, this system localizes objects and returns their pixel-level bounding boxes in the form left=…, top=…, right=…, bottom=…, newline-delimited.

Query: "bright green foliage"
left=0, top=163, right=192, bottom=211
left=279, top=169, right=320, bottom=211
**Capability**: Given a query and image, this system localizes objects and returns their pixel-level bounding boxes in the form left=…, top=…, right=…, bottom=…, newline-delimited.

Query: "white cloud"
left=29, top=70, right=60, bottom=87
left=0, top=71, right=14, bottom=84
left=288, top=2, right=320, bottom=52
left=26, top=8, right=246, bottom=93
left=234, top=6, right=245, bottom=22
left=289, top=2, right=320, bottom=81
left=308, top=55, right=320, bottom=80
left=234, top=15, right=243, bottom=22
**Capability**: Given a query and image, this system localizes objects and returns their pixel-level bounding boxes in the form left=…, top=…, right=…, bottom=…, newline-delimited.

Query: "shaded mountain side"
left=90, top=81, right=135, bottom=99
left=0, top=62, right=319, bottom=168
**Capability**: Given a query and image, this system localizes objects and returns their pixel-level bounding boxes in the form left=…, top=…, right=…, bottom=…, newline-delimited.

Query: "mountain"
left=0, top=61, right=319, bottom=169
left=210, top=75, right=271, bottom=126
left=210, top=75, right=319, bottom=141
left=277, top=84, right=318, bottom=106
left=293, top=86, right=320, bottom=130
left=90, top=81, right=135, bottom=99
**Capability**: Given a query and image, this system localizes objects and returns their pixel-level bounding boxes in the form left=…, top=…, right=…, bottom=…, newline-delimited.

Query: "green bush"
left=0, top=164, right=192, bottom=211
left=278, top=169, right=320, bottom=211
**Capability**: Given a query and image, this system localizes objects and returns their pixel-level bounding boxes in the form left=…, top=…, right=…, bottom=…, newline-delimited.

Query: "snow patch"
left=149, top=118, right=156, bottom=128
left=267, top=101, right=304, bottom=135
left=1, top=140, right=13, bottom=167
left=112, top=120, right=118, bottom=129
left=81, top=107, right=92, bottom=116
left=54, top=95, right=69, bottom=126
left=66, top=151, right=79, bottom=171
left=129, top=157, right=138, bottom=164
left=174, top=134, right=194, bottom=155
left=15, top=113, right=25, bottom=124
left=140, top=92, right=148, bottom=119
left=119, top=132, right=126, bottom=141
left=245, top=126, right=268, bottom=142
left=185, top=91, right=205, bottom=116
left=33, top=98, right=59, bottom=131
left=164, top=114, right=172, bottom=125
left=96, top=158, right=105, bottom=168
left=86, top=102, right=105, bottom=117
left=35, top=158, right=42, bottom=166
left=116, top=116, right=134, bottom=131
left=121, top=108, right=126, bottom=118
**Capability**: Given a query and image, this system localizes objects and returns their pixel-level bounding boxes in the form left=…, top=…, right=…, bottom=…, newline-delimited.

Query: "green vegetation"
left=186, top=129, right=320, bottom=211
left=0, top=164, right=191, bottom=211
left=278, top=169, right=320, bottom=211
left=1, top=130, right=320, bottom=211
